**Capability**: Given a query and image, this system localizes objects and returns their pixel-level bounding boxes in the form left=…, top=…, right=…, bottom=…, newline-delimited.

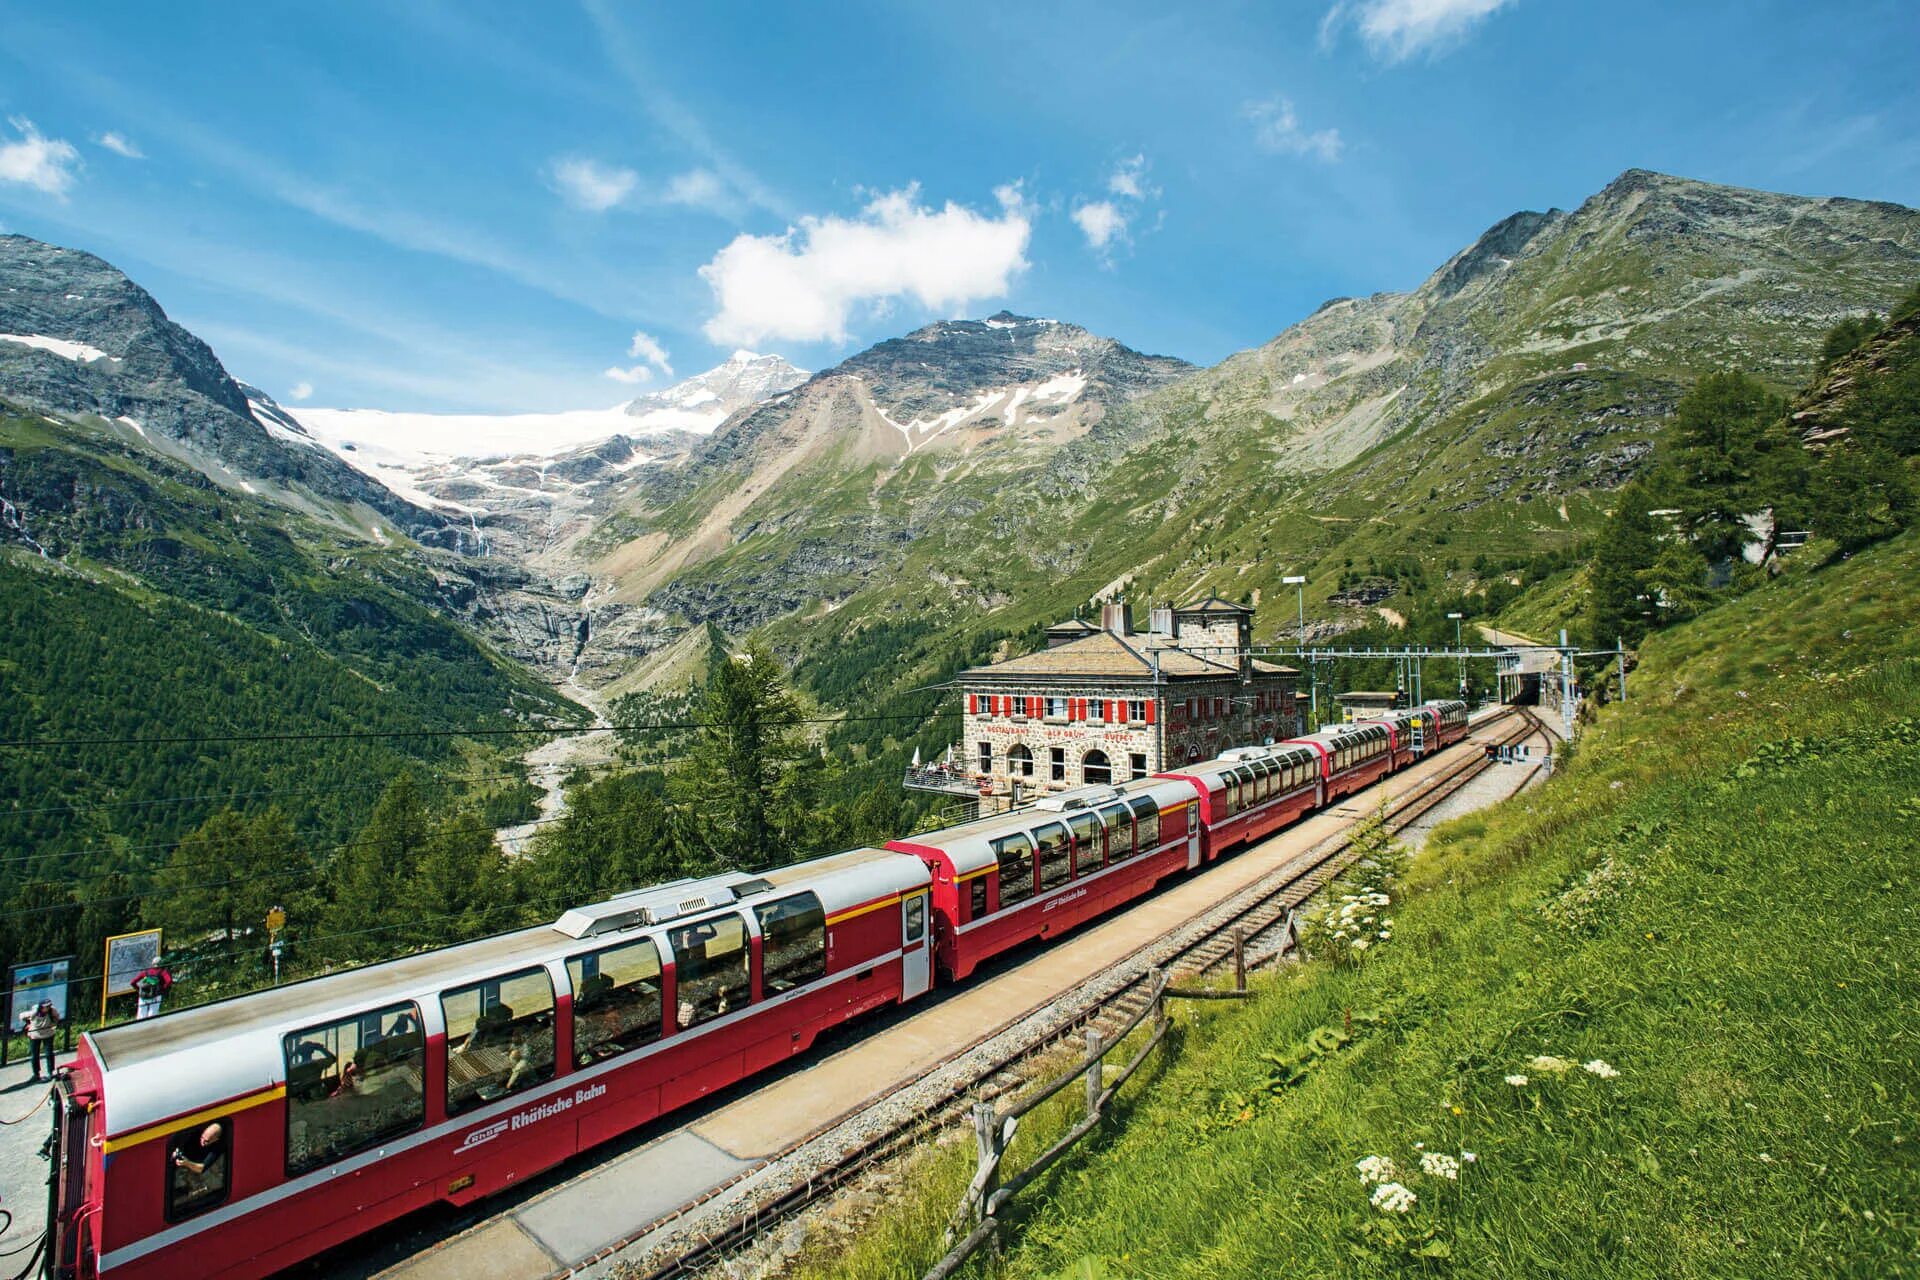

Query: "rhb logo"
left=454, top=1118, right=511, bottom=1154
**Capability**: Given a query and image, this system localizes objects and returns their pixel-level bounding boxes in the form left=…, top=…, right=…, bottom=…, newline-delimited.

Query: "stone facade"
left=954, top=598, right=1297, bottom=811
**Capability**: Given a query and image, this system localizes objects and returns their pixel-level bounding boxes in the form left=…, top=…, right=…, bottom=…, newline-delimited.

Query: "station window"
left=1035, top=822, right=1072, bottom=891
left=669, top=914, right=751, bottom=1029
left=755, top=892, right=828, bottom=995
left=283, top=1001, right=425, bottom=1177
left=1050, top=747, right=1065, bottom=782
left=1045, top=696, right=1067, bottom=719
left=1067, top=811, right=1102, bottom=872
left=993, top=833, right=1035, bottom=908
left=1008, top=744, right=1034, bottom=777
left=978, top=742, right=992, bottom=774
left=443, top=968, right=556, bottom=1117
left=1130, top=752, right=1147, bottom=779
left=568, top=936, right=663, bottom=1067
left=165, top=1120, right=231, bottom=1221
left=1128, top=796, right=1161, bottom=850
left=1098, top=803, right=1133, bottom=859
left=1128, top=699, right=1147, bottom=723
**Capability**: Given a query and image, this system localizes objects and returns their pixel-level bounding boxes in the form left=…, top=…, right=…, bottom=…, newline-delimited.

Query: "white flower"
left=1370, top=1181, right=1417, bottom=1214
left=1461, top=1150, right=1478, bottom=1163
left=1355, top=1154, right=1399, bottom=1184
left=1419, top=1151, right=1461, bottom=1180
left=1378, top=929, right=1391, bottom=939
left=1583, top=1059, right=1620, bottom=1079
left=1350, top=939, right=1370, bottom=952
left=1505, top=1074, right=1529, bottom=1087
left=1528, top=1055, right=1575, bottom=1075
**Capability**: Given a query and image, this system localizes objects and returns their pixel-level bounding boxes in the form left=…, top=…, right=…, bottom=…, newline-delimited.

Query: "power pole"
left=1559, top=628, right=1576, bottom=738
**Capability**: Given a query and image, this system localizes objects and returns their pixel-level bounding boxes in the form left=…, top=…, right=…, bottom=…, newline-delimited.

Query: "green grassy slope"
left=790, top=527, right=1920, bottom=1279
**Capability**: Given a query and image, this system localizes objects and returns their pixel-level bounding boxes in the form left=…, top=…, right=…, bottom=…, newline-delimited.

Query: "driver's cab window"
left=904, top=893, right=927, bottom=943
left=166, top=1121, right=230, bottom=1221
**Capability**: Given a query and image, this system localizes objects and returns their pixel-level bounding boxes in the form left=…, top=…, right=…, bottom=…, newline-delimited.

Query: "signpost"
left=4, top=955, right=72, bottom=1066
left=101, top=928, right=163, bottom=1021
left=266, top=906, right=287, bottom=984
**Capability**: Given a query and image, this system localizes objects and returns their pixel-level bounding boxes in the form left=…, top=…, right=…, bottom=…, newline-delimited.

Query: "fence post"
left=1152, top=967, right=1168, bottom=1032
left=1085, top=1029, right=1104, bottom=1119
left=972, top=1100, right=1001, bottom=1257
left=1233, top=928, right=1246, bottom=994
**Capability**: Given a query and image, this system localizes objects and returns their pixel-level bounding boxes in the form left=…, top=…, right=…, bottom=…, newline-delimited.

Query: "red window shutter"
left=1029, top=696, right=1042, bottom=719
left=1145, top=700, right=1157, bottom=725
left=968, top=694, right=978, bottom=715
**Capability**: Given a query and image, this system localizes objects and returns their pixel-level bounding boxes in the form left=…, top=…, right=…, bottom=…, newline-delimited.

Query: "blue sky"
left=1, top=0, right=1916, bottom=413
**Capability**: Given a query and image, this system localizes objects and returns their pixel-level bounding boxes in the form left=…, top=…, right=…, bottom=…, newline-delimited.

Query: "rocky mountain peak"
left=623, top=350, right=807, bottom=423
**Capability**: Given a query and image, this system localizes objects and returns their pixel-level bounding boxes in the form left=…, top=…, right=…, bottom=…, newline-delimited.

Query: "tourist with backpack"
left=19, top=998, right=60, bottom=1080
left=133, top=964, right=173, bottom=1020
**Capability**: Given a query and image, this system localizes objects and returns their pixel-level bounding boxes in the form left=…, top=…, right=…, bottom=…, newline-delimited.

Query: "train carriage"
left=1425, top=699, right=1470, bottom=747
left=50, top=850, right=932, bottom=1280
left=889, top=777, right=1200, bottom=982
left=1282, top=721, right=1395, bottom=803
left=1156, top=743, right=1323, bottom=860
left=1363, top=707, right=1438, bottom=768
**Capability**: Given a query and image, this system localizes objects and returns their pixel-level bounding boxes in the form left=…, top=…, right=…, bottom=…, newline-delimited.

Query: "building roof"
left=1046, top=618, right=1100, bottom=634
left=1174, top=594, right=1253, bottom=615
left=1251, top=658, right=1301, bottom=677
left=962, top=630, right=1280, bottom=682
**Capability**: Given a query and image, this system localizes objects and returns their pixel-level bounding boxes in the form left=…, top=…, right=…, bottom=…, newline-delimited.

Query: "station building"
left=941, top=597, right=1299, bottom=811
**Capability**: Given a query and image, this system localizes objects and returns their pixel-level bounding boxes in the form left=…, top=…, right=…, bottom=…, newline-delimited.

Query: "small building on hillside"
left=928, top=597, right=1298, bottom=812
left=1334, top=690, right=1402, bottom=722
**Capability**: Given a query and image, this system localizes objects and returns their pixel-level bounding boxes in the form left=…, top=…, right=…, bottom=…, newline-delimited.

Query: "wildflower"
left=1461, top=1150, right=1478, bottom=1163
left=1355, top=1155, right=1399, bottom=1184
left=1419, top=1151, right=1461, bottom=1181
left=1378, top=930, right=1391, bottom=939
left=1758, top=1152, right=1774, bottom=1163
left=1583, top=1059, right=1620, bottom=1079
left=1370, top=1181, right=1417, bottom=1214
left=1351, top=939, right=1370, bottom=952
left=1505, top=1074, right=1529, bottom=1087
left=1528, top=1055, right=1574, bottom=1075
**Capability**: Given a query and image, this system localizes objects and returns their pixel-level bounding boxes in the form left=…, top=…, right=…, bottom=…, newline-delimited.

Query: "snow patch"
left=0, top=333, right=120, bottom=363
left=115, top=415, right=146, bottom=439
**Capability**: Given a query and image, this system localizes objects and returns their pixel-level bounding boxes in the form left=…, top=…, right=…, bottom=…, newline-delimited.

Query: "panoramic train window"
left=443, top=968, right=556, bottom=1117
left=1035, top=822, right=1072, bottom=891
left=568, top=936, right=663, bottom=1067
left=1128, top=796, right=1161, bottom=849
left=1234, top=765, right=1257, bottom=806
left=1098, top=803, right=1133, bottom=858
left=755, top=892, right=827, bottom=995
left=283, top=1000, right=425, bottom=1177
left=993, top=833, right=1035, bottom=907
left=165, top=1120, right=231, bottom=1221
left=1067, top=811, right=1102, bottom=872
left=669, top=914, right=752, bottom=1028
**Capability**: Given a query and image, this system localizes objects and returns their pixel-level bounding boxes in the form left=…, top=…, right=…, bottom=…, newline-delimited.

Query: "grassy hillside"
left=789, top=526, right=1920, bottom=1278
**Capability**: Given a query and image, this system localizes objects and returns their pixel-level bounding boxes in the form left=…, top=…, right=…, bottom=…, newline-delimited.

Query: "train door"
left=900, top=891, right=932, bottom=1000
left=1185, top=802, right=1201, bottom=869
left=46, top=1076, right=92, bottom=1280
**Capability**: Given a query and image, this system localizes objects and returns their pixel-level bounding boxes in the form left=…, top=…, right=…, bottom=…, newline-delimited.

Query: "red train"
left=43, top=701, right=1469, bottom=1280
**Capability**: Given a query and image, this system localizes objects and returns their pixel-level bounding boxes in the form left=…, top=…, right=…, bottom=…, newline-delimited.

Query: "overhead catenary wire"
left=0, top=705, right=955, bottom=753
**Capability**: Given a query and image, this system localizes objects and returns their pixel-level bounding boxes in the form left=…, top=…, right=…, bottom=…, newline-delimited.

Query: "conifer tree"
left=1584, top=487, right=1660, bottom=648
left=676, top=643, right=808, bottom=869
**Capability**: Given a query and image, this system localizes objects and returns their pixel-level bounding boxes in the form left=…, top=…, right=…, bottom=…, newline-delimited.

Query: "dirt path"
left=495, top=676, right=618, bottom=857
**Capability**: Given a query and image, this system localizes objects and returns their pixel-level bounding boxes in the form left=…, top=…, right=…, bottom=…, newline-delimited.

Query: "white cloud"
left=0, top=118, right=81, bottom=197
left=1246, top=97, right=1344, bottom=161
left=1107, top=154, right=1152, bottom=200
left=286, top=380, right=314, bottom=402
left=626, top=330, right=672, bottom=376
left=606, top=329, right=673, bottom=383
left=699, top=184, right=1031, bottom=346
left=549, top=156, right=638, bottom=211
left=1073, top=201, right=1128, bottom=253
left=94, top=131, right=144, bottom=159
left=1322, top=0, right=1516, bottom=61
left=665, top=168, right=731, bottom=212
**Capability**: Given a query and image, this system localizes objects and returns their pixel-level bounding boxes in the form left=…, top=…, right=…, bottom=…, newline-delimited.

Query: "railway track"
left=608, top=707, right=1546, bottom=1280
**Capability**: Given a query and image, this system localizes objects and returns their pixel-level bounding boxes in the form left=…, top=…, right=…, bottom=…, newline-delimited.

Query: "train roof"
left=1161, top=742, right=1319, bottom=784
left=88, top=845, right=927, bottom=1134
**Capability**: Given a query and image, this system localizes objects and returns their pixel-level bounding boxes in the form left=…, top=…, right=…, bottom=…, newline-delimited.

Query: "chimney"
left=1100, top=598, right=1132, bottom=636
left=1149, top=604, right=1174, bottom=639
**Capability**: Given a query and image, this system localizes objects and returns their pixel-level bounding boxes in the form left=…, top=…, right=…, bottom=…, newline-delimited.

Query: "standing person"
left=20, top=998, right=59, bottom=1081
left=133, top=962, right=173, bottom=1020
